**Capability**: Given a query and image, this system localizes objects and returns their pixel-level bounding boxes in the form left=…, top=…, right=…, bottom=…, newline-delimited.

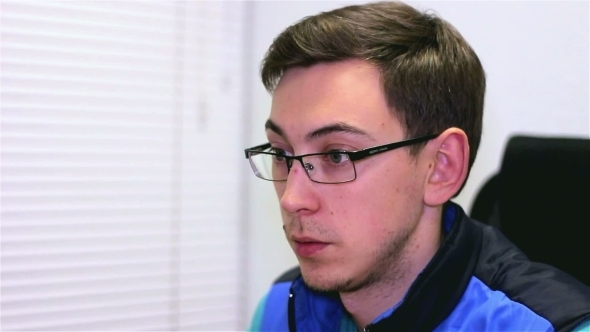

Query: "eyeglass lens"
left=248, top=152, right=355, bottom=183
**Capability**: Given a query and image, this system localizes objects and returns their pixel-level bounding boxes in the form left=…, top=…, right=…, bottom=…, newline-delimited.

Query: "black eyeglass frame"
left=244, top=133, right=440, bottom=183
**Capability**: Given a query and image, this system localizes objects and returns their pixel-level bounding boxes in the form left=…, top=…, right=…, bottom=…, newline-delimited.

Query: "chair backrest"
left=470, top=135, right=590, bottom=286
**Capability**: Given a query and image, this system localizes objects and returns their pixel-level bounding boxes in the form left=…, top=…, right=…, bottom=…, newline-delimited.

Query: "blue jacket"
left=251, top=203, right=590, bottom=331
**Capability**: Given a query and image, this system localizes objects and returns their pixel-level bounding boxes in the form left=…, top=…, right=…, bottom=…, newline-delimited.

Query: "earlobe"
left=423, top=128, right=469, bottom=206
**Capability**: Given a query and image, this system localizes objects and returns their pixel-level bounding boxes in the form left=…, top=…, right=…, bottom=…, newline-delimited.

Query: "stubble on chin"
left=300, top=221, right=416, bottom=294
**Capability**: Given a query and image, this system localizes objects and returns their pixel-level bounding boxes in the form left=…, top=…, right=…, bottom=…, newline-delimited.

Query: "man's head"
left=255, top=1, right=485, bottom=293
left=262, top=1, right=485, bottom=170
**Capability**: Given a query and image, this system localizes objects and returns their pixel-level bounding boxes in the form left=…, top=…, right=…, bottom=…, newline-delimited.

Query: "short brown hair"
left=261, top=1, right=485, bottom=173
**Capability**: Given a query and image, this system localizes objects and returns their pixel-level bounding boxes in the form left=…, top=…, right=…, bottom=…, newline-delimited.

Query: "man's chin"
left=300, top=268, right=354, bottom=293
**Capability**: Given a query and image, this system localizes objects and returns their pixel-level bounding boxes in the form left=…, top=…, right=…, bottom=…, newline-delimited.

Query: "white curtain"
left=1, top=1, right=247, bottom=330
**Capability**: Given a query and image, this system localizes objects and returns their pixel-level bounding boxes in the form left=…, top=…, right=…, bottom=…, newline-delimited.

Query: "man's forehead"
left=267, top=60, right=404, bottom=143
left=267, top=118, right=372, bottom=136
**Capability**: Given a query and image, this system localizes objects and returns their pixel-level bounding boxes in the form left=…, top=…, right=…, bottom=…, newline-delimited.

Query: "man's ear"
left=423, top=128, right=469, bottom=207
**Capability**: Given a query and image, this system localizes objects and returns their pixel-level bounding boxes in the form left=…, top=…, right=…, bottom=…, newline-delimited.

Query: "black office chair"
left=471, top=135, right=590, bottom=286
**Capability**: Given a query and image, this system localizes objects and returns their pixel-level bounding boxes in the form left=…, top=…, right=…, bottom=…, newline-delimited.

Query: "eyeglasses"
left=244, top=133, right=439, bottom=184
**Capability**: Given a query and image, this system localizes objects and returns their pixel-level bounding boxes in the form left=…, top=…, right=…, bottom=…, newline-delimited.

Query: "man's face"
left=267, top=59, right=429, bottom=292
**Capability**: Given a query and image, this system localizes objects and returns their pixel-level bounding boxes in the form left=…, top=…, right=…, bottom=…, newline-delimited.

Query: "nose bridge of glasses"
left=287, top=155, right=312, bottom=174
left=273, top=155, right=313, bottom=184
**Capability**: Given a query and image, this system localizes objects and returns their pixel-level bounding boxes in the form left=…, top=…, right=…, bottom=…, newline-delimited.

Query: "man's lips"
left=291, top=236, right=329, bottom=257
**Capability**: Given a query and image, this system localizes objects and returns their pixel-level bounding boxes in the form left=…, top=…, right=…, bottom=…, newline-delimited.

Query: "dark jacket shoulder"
left=472, top=219, right=590, bottom=331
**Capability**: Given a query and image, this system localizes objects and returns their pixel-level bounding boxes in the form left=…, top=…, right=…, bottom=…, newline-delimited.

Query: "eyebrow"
left=265, top=119, right=374, bottom=142
left=265, top=119, right=284, bottom=136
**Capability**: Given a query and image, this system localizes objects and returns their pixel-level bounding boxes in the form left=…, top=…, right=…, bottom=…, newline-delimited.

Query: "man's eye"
left=327, top=151, right=350, bottom=164
left=270, top=148, right=290, bottom=162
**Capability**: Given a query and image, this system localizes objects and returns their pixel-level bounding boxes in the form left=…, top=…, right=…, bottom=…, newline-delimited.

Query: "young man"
left=244, top=2, right=590, bottom=331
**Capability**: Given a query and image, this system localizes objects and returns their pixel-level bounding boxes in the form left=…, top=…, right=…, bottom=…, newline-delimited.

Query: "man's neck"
left=339, top=273, right=411, bottom=330
left=339, top=205, right=444, bottom=329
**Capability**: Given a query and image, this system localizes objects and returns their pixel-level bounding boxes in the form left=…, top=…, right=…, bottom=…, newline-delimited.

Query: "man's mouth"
left=291, top=236, right=329, bottom=257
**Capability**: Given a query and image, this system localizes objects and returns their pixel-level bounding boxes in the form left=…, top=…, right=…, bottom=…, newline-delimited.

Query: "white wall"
left=244, top=0, right=589, bottom=325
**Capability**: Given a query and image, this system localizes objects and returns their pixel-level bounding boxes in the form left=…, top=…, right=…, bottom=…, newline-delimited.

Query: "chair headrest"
left=499, top=136, right=590, bottom=283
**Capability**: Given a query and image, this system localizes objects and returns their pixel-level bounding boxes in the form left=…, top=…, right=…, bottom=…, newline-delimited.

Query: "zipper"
left=288, top=291, right=297, bottom=331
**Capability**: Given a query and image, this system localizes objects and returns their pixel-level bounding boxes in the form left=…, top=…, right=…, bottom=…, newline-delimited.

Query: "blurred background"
left=1, top=1, right=588, bottom=331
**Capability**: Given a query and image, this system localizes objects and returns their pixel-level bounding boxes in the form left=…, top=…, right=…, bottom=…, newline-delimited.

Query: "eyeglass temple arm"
left=349, top=134, right=440, bottom=161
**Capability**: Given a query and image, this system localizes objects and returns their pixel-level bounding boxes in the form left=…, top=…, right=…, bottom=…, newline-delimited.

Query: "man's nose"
left=279, top=159, right=320, bottom=215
